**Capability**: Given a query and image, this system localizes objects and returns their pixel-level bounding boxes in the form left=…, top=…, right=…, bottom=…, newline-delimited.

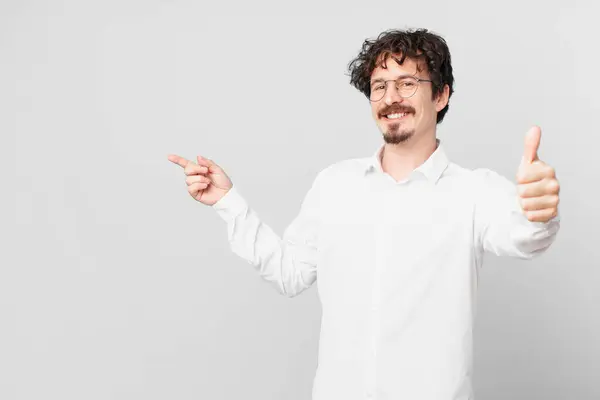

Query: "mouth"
left=381, top=112, right=411, bottom=121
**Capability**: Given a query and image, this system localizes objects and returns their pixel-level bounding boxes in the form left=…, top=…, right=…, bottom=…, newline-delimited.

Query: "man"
left=168, top=28, right=560, bottom=400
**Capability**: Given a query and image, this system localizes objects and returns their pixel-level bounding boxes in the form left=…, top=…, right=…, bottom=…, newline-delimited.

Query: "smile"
left=382, top=112, right=410, bottom=121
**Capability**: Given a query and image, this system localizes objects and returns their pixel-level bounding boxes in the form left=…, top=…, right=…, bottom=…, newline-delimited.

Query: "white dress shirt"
left=212, top=141, right=560, bottom=400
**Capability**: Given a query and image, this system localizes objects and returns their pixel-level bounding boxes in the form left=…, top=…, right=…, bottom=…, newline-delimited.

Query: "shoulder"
left=438, top=164, right=516, bottom=200
left=469, top=167, right=515, bottom=191
left=443, top=163, right=512, bottom=185
left=314, top=157, right=369, bottom=183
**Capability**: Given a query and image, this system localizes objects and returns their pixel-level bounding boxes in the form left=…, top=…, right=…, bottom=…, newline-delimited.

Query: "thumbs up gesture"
left=516, top=126, right=560, bottom=223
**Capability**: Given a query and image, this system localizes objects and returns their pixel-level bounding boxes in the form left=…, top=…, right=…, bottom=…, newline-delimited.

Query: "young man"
left=168, top=28, right=560, bottom=400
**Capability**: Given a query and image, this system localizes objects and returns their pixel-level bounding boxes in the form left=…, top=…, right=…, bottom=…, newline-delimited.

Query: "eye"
left=372, top=85, right=385, bottom=91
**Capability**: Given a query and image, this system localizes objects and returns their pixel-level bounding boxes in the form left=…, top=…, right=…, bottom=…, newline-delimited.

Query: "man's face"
left=370, top=55, right=447, bottom=145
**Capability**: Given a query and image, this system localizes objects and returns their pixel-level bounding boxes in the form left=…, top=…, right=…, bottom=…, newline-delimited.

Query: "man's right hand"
left=168, top=154, right=233, bottom=206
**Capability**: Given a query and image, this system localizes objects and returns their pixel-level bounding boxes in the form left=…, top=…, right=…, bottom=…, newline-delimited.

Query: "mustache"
left=379, top=104, right=415, bottom=117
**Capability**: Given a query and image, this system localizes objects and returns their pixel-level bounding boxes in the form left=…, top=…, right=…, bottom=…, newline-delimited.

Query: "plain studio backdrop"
left=2, top=0, right=598, bottom=399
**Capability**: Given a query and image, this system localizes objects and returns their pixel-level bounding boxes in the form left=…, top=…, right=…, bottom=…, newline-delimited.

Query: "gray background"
left=2, top=0, right=598, bottom=399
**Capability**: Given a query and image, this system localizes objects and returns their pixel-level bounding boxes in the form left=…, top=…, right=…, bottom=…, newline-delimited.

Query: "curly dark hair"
left=348, top=28, right=454, bottom=124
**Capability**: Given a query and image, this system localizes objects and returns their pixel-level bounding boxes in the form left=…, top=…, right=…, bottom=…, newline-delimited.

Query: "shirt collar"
left=362, top=139, right=449, bottom=184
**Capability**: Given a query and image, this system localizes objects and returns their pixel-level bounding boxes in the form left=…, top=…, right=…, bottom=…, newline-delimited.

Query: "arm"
left=211, top=175, right=323, bottom=298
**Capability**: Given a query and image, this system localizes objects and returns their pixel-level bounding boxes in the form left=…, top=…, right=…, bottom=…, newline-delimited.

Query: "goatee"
left=383, top=124, right=415, bottom=144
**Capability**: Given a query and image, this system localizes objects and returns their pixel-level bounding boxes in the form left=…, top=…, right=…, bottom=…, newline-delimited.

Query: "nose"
left=383, top=82, right=403, bottom=106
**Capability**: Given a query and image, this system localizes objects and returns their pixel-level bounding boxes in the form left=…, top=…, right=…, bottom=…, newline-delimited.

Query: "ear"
left=434, top=84, right=450, bottom=112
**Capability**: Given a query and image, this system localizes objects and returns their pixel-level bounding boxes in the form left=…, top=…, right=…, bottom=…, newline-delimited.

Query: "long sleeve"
left=211, top=174, right=323, bottom=298
left=473, top=168, right=560, bottom=259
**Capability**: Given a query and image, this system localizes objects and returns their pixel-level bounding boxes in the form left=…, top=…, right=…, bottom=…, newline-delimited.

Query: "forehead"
left=370, top=54, right=424, bottom=82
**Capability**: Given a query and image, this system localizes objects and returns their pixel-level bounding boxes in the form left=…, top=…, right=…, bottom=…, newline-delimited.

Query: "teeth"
left=386, top=113, right=407, bottom=119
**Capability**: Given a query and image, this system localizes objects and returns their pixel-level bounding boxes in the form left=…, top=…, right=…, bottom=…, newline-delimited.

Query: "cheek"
left=413, top=105, right=434, bottom=127
left=419, top=100, right=437, bottom=119
left=371, top=105, right=379, bottom=119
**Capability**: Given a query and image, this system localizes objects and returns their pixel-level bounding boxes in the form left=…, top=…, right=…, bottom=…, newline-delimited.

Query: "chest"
left=316, top=177, right=476, bottom=278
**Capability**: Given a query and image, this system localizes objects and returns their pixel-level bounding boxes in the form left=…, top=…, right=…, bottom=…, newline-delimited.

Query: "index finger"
left=168, top=154, right=190, bottom=168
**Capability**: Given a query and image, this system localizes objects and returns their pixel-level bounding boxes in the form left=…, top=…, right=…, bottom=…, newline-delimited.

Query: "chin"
left=383, top=132, right=413, bottom=144
left=382, top=125, right=415, bottom=144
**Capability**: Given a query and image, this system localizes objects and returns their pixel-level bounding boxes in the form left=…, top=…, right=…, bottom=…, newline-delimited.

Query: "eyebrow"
left=370, top=74, right=416, bottom=85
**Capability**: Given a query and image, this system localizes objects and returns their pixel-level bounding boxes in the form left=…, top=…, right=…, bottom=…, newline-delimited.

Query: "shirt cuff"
left=212, top=185, right=248, bottom=220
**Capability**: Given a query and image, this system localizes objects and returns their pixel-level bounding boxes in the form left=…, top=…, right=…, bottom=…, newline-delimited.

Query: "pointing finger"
left=168, top=154, right=190, bottom=168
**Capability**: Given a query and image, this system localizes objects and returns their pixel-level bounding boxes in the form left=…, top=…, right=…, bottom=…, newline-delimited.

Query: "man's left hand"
left=516, top=126, right=560, bottom=223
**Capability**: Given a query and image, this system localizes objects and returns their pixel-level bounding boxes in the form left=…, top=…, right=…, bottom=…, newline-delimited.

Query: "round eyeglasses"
left=369, top=76, right=433, bottom=102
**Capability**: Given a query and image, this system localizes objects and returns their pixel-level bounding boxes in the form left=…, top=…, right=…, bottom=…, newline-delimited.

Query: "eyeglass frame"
left=368, top=74, right=434, bottom=102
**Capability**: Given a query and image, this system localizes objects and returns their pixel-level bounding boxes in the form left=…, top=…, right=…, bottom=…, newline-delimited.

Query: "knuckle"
left=185, top=164, right=202, bottom=176
left=526, top=211, right=536, bottom=222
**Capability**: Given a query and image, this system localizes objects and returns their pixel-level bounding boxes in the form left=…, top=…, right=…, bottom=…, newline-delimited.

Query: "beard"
left=382, top=123, right=415, bottom=144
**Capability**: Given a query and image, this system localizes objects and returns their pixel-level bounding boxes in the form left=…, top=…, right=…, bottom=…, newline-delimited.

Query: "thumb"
left=523, top=125, right=541, bottom=164
left=197, top=155, right=223, bottom=174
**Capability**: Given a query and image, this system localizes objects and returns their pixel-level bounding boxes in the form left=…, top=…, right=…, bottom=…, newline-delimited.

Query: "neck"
left=381, top=133, right=438, bottom=182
